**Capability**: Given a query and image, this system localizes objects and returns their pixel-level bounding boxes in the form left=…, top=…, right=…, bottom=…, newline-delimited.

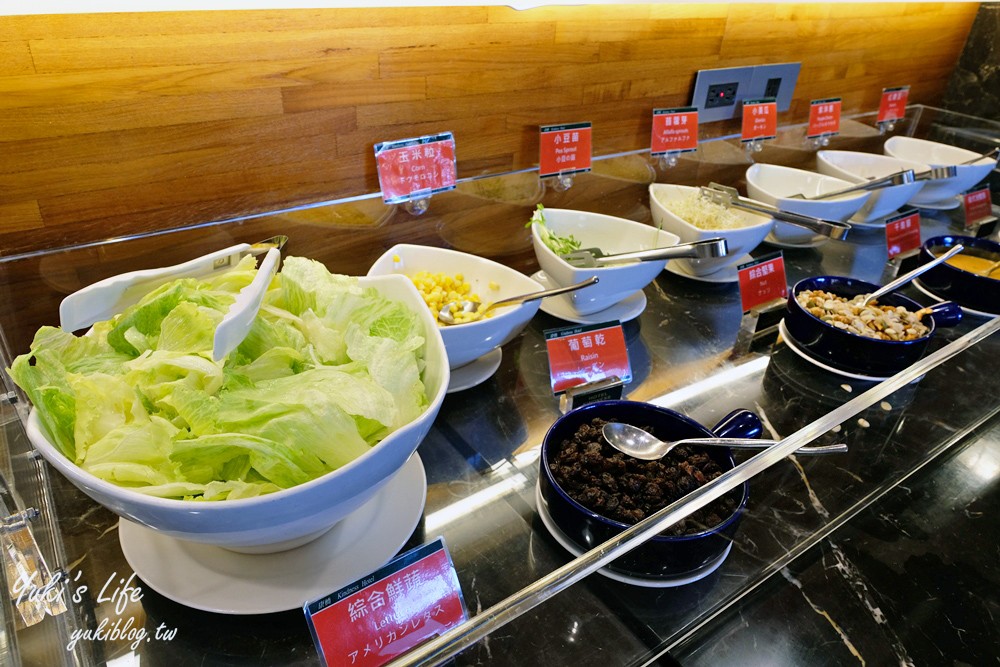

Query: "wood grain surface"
left=0, top=3, right=979, bottom=256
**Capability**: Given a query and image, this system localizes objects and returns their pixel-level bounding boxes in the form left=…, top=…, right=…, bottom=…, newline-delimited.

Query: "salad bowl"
left=368, top=244, right=544, bottom=369
left=746, top=163, right=869, bottom=245
left=21, top=271, right=449, bottom=554
left=649, top=183, right=772, bottom=276
left=883, top=136, right=996, bottom=206
left=530, top=208, right=679, bottom=317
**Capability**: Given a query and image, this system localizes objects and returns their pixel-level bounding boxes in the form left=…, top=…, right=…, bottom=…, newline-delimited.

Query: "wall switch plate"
left=690, top=66, right=754, bottom=122
left=747, top=62, right=801, bottom=112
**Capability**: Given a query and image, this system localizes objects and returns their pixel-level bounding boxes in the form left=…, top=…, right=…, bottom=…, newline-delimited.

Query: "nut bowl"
left=917, top=235, right=1000, bottom=316
left=530, top=208, right=679, bottom=317
left=649, top=183, right=773, bottom=276
left=816, top=150, right=928, bottom=223
left=883, top=136, right=996, bottom=207
left=538, top=400, right=756, bottom=579
left=23, top=273, right=450, bottom=554
left=784, top=275, right=963, bottom=378
left=746, top=163, right=870, bottom=245
left=367, top=243, right=544, bottom=369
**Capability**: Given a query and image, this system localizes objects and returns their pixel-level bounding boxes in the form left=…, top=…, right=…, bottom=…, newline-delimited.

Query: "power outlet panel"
left=747, top=62, right=801, bottom=112
left=692, top=62, right=802, bottom=122
left=690, top=66, right=754, bottom=122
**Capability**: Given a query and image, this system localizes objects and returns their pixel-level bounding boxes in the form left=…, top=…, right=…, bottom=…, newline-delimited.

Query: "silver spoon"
left=438, top=276, right=598, bottom=325
left=601, top=422, right=848, bottom=460
left=859, top=244, right=964, bottom=306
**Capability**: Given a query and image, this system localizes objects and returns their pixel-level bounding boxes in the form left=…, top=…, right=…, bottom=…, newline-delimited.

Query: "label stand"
left=558, top=376, right=625, bottom=414
left=657, top=152, right=681, bottom=170
left=403, top=194, right=432, bottom=216
left=879, top=250, right=922, bottom=285
left=730, top=297, right=787, bottom=359
left=550, top=171, right=575, bottom=192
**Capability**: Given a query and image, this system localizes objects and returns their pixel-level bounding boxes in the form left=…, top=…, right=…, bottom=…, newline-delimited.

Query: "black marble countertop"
left=1, top=108, right=999, bottom=666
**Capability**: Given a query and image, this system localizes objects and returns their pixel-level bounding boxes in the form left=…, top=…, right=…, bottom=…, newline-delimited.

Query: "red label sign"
left=877, top=86, right=909, bottom=124
left=737, top=254, right=788, bottom=312
left=741, top=99, right=778, bottom=143
left=545, top=322, right=631, bottom=394
left=540, top=122, right=592, bottom=178
left=885, top=210, right=921, bottom=258
left=305, top=539, right=467, bottom=667
left=651, top=107, right=698, bottom=156
left=963, top=187, right=994, bottom=227
left=807, top=98, right=841, bottom=138
left=375, top=133, right=457, bottom=205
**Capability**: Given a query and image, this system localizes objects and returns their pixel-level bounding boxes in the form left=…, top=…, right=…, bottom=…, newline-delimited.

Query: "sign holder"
left=539, top=122, right=592, bottom=192
left=876, top=86, right=910, bottom=134
left=731, top=297, right=788, bottom=359
left=806, top=97, right=841, bottom=150
left=741, top=98, right=778, bottom=159
left=374, top=132, right=457, bottom=216
left=959, top=187, right=998, bottom=236
left=731, top=252, right=789, bottom=358
left=650, top=107, right=698, bottom=170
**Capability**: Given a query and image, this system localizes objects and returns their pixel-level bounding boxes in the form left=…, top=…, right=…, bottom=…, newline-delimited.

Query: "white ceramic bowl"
left=367, top=244, right=543, bottom=369
left=25, top=274, right=449, bottom=554
left=531, top=209, right=679, bottom=316
left=746, top=163, right=870, bottom=245
left=816, top=151, right=928, bottom=223
left=884, top=136, right=997, bottom=206
left=648, top=183, right=772, bottom=276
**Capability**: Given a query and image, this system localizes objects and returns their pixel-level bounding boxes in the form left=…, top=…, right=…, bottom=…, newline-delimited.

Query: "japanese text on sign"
left=877, top=86, right=909, bottom=124
left=885, top=210, right=921, bottom=259
left=545, top=322, right=631, bottom=394
left=651, top=107, right=698, bottom=156
left=963, top=187, right=994, bottom=227
left=374, top=133, right=457, bottom=205
left=808, top=98, right=841, bottom=138
left=741, top=99, right=778, bottom=143
left=540, top=122, right=592, bottom=178
left=305, top=539, right=467, bottom=667
left=737, top=253, right=788, bottom=313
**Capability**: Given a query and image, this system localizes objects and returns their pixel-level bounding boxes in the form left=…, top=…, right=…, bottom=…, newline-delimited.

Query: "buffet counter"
left=0, top=105, right=998, bottom=666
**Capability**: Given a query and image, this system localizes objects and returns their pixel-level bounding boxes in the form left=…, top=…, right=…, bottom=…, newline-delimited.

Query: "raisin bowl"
left=538, top=401, right=757, bottom=580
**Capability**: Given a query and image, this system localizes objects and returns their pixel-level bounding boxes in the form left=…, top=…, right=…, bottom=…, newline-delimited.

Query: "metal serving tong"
left=789, top=169, right=915, bottom=201
left=59, top=235, right=288, bottom=359
left=560, top=238, right=728, bottom=268
left=702, top=183, right=851, bottom=240
left=910, top=148, right=999, bottom=182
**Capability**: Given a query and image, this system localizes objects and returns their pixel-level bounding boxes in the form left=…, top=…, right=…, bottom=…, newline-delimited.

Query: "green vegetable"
left=526, top=204, right=582, bottom=256
left=8, top=255, right=429, bottom=501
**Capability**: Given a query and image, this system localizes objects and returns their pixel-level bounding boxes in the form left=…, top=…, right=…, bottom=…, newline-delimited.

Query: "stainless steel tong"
left=702, top=183, right=851, bottom=240
left=789, top=169, right=915, bottom=201
left=560, top=238, right=728, bottom=268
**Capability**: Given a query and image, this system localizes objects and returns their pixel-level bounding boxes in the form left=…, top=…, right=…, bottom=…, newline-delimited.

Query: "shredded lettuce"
left=527, top=204, right=581, bottom=256
left=7, top=255, right=429, bottom=501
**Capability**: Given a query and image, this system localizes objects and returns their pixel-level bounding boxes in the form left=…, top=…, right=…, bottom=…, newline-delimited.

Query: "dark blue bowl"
left=919, top=235, right=1000, bottom=316
left=785, top=276, right=962, bottom=378
left=539, top=401, right=756, bottom=579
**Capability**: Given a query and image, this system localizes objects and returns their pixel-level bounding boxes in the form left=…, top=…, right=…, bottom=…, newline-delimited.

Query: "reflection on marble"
left=673, top=416, right=1000, bottom=667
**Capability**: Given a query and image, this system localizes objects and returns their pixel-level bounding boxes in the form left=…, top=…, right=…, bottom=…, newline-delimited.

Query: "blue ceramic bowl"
left=918, top=235, right=1000, bottom=316
left=785, top=276, right=963, bottom=378
left=539, top=401, right=757, bottom=579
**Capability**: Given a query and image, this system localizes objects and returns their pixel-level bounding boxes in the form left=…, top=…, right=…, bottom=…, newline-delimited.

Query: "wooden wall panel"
left=0, top=3, right=980, bottom=256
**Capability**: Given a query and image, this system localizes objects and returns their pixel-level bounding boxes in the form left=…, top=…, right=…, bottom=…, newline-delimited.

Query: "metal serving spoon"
left=859, top=244, right=964, bottom=306
left=438, top=276, right=598, bottom=325
left=601, top=422, right=848, bottom=460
